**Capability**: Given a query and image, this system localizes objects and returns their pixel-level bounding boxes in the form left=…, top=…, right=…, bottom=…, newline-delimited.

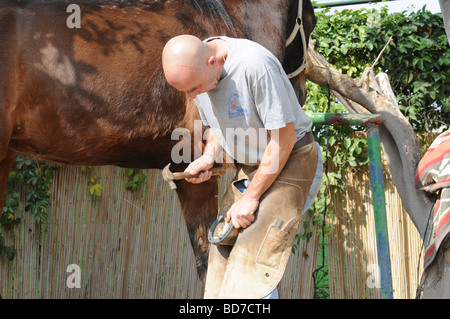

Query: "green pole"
left=309, top=112, right=393, bottom=299
left=366, top=123, right=393, bottom=299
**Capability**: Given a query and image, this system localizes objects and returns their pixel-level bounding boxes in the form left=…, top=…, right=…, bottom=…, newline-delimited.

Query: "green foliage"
left=124, top=168, right=147, bottom=192
left=313, top=236, right=329, bottom=299
left=3, top=155, right=55, bottom=224
left=301, top=4, right=449, bottom=298
left=0, top=233, right=16, bottom=261
left=312, top=5, right=449, bottom=131
left=1, top=158, right=149, bottom=261
left=0, top=155, right=56, bottom=260
left=83, top=167, right=147, bottom=196
left=1, top=190, right=21, bottom=230
left=302, top=4, right=450, bottom=237
left=88, top=175, right=103, bottom=197
left=82, top=166, right=103, bottom=197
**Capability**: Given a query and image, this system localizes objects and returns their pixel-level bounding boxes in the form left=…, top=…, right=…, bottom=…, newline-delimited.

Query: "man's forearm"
left=202, top=127, right=222, bottom=163
left=184, top=127, right=222, bottom=181
left=244, top=123, right=297, bottom=201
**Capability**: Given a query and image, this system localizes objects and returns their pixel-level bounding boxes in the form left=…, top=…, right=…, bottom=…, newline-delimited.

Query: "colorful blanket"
left=415, top=130, right=450, bottom=270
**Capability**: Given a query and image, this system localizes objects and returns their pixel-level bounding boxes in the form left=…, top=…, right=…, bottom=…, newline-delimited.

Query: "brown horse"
left=0, top=0, right=316, bottom=282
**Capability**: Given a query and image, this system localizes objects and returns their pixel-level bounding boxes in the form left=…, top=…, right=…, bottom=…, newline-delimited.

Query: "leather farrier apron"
left=204, top=137, right=318, bottom=298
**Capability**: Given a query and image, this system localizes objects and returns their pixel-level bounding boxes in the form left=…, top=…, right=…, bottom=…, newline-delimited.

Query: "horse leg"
left=175, top=177, right=218, bottom=283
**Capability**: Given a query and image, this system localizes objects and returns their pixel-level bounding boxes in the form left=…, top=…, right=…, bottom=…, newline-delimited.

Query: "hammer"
left=162, top=163, right=226, bottom=190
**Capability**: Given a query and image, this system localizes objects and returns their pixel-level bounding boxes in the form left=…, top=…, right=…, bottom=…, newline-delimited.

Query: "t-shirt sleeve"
left=194, top=97, right=210, bottom=126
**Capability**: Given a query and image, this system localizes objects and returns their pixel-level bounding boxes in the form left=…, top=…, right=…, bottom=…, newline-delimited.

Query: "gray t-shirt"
left=194, top=36, right=312, bottom=165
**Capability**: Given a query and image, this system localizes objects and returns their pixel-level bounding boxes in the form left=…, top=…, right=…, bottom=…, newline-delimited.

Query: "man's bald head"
left=162, top=35, right=213, bottom=92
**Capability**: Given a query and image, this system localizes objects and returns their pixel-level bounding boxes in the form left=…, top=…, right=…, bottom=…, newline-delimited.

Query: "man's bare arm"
left=226, top=122, right=297, bottom=228
left=184, top=127, right=222, bottom=183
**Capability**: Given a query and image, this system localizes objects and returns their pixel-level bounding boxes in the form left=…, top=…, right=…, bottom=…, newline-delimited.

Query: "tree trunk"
left=304, top=39, right=434, bottom=238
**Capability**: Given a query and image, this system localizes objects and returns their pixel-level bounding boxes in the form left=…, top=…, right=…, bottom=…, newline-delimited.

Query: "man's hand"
left=184, top=154, right=215, bottom=183
left=226, top=194, right=259, bottom=229
left=225, top=122, right=297, bottom=229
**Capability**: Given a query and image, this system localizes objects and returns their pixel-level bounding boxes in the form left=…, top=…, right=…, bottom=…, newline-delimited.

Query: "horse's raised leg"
left=175, top=177, right=218, bottom=282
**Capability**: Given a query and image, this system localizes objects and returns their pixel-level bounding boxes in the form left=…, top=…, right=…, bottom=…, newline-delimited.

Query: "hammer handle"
left=172, top=167, right=226, bottom=180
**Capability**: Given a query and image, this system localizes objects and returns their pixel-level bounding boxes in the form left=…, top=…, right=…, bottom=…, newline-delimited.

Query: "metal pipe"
left=307, top=112, right=382, bottom=127
left=310, top=112, right=394, bottom=299
left=366, top=123, right=393, bottom=299
left=314, top=0, right=395, bottom=8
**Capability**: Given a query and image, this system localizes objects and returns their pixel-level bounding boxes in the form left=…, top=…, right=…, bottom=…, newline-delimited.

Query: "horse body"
left=0, top=0, right=315, bottom=281
left=2, top=2, right=189, bottom=167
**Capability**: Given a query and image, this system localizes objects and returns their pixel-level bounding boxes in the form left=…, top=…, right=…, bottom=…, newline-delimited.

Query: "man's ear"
left=206, top=56, right=218, bottom=68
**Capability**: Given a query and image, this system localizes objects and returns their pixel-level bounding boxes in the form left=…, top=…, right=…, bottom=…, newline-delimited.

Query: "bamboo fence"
left=0, top=150, right=423, bottom=299
left=326, top=156, right=423, bottom=299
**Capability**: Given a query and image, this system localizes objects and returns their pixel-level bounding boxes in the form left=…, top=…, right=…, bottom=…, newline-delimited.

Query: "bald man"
left=162, top=35, right=320, bottom=299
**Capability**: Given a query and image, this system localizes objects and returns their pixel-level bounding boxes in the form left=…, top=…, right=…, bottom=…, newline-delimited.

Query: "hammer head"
left=162, top=163, right=177, bottom=190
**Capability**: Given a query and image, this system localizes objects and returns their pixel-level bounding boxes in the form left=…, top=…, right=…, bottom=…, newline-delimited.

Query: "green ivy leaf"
left=89, top=184, right=103, bottom=197
left=125, top=168, right=135, bottom=177
left=344, top=138, right=352, bottom=149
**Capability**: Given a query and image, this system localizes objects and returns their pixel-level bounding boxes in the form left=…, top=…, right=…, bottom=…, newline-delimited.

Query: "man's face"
left=182, top=67, right=219, bottom=99
left=165, top=57, right=221, bottom=99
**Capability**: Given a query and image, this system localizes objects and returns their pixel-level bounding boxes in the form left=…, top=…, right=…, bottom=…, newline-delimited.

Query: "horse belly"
left=5, top=4, right=188, bottom=168
left=9, top=119, right=176, bottom=169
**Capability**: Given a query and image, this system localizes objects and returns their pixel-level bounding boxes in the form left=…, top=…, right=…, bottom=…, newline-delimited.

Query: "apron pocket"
left=256, top=226, right=289, bottom=269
